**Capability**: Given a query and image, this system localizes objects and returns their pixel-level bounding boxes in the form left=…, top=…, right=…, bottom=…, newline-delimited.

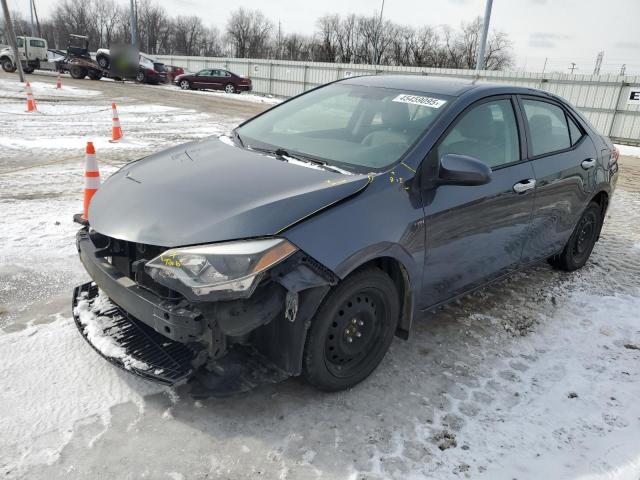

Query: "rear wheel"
left=69, top=66, right=87, bottom=79
left=548, top=201, right=601, bottom=271
left=88, top=69, right=103, bottom=80
left=179, top=79, right=191, bottom=90
left=23, top=66, right=35, bottom=74
left=302, top=267, right=399, bottom=391
left=224, top=83, right=236, bottom=94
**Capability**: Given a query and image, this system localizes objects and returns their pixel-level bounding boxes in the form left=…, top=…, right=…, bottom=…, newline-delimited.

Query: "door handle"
left=513, top=179, right=536, bottom=194
left=581, top=159, right=596, bottom=169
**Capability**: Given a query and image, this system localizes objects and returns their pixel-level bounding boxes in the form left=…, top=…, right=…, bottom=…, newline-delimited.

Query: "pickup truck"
left=0, top=36, right=48, bottom=73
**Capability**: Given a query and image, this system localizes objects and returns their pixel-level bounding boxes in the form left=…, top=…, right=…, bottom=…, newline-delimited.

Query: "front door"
left=420, top=96, right=535, bottom=307
left=518, top=96, right=599, bottom=262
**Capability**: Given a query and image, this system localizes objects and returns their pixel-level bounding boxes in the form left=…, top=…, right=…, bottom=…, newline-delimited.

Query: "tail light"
left=609, top=145, right=619, bottom=172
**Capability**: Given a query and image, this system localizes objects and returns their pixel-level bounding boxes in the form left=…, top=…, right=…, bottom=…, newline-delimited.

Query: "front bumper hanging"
left=72, top=282, right=291, bottom=395
left=73, top=282, right=203, bottom=385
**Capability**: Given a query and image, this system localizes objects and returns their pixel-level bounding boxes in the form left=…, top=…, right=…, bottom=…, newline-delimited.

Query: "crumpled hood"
left=89, top=137, right=370, bottom=247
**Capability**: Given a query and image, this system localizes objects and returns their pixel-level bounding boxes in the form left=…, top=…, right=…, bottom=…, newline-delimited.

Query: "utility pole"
left=475, top=0, right=493, bottom=70
left=620, top=64, right=626, bottom=76
left=541, top=57, right=548, bottom=75
left=1, top=0, right=25, bottom=81
left=130, top=0, right=137, bottom=47
left=29, top=0, right=35, bottom=36
left=569, top=62, right=577, bottom=74
left=593, top=51, right=604, bottom=75
left=373, top=0, right=385, bottom=65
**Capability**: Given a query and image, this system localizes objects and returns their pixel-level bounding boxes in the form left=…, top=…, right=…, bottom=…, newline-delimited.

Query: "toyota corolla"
left=73, top=75, right=618, bottom=395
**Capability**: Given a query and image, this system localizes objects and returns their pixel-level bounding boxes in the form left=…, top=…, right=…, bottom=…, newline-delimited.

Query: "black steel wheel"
left=302, top=267, right=399, bottom=391
left=548, top=201, right=602, bottom=271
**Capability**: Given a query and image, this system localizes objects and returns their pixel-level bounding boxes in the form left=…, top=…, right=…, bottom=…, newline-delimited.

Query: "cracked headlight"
left=145, top=238, right=298, bottom=301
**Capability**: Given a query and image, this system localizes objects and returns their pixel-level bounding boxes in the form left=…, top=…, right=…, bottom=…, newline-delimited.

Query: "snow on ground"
left=0, top=77, right=101, bottom=99
left=615, top=144, right=640, bottom=158
left=1, top=74, right=639, bottom=479
left=156, top=83, right=283, bottom=105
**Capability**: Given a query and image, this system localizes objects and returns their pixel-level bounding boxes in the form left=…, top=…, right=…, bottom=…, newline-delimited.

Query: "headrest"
left=458, top=105, right=495, bottom=141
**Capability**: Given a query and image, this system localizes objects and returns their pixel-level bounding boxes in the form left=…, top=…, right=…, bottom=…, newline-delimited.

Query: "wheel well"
left=352, top=257, right=413, bottom=340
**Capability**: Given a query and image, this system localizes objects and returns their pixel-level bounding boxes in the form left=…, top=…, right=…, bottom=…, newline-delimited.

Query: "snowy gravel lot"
left=1, top=72, right=639, bottom=480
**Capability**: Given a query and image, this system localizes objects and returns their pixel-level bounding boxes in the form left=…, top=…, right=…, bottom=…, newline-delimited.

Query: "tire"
left=548, top=201, right=602, bottom=271
left=23, top=67, right=35, bottom=74
left=179, top=79, right=191, bottom=90
left=1, top=58, right=16, bottom=73
left=224, top=83, right=235, bottom=94
left=88, top=70, right=103, bottom=80
left=136, top=71, right=146, bottom=83
left=69, top=66, right=87, bottom=79
left=302, top=267, right=399, bottom=391
left=97, top=56, right=109, bottom=69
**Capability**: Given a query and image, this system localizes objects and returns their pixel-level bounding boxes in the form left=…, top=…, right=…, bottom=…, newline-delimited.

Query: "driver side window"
left=438, top=99, right=520, bottom=169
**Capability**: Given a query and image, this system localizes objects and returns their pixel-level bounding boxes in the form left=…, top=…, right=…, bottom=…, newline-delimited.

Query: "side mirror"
left=438, top=154, right=491, bottom=186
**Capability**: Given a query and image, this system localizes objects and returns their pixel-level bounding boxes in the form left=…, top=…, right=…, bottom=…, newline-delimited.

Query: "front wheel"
left=224, top=83, right=236, bottom=94
left=136, top=71, right=146, bottom=83
left=179, top=79, right=191, bottom=90
left=2, top=58, right=16, bottom=72
left=548, top=201, right=602, bottom=271
left=302, top=267, right=399, bottom=391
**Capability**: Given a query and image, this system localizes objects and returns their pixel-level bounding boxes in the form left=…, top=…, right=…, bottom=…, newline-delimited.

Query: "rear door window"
left=438, top=98, right=520, bottom=168
left=567, top=115, right=584, bottom=145
left=522, top=99, right=571, bottom=156
left=30, top=39, right=45, bottom=48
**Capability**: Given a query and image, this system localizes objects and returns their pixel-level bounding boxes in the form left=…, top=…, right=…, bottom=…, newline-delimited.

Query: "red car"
left=166, top=65, right=185, bottom=83
left=174, top=68, right=252, bottom=94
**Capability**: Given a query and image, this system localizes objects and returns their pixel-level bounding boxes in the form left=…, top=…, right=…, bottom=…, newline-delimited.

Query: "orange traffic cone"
left=110, top=102, right=123, bottom=142
left=25, top=81, right=37, bottom=112
left=55, top=73, right=62, bottom=89
left=82, top=142, right=100, bottom=221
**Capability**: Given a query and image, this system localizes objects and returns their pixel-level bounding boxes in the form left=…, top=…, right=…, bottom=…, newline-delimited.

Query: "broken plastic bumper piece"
left=72, top=282, right=202, bottom=385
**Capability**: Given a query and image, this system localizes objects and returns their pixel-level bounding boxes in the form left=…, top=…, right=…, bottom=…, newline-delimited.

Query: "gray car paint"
left=88, top=138, right=370, bottom=247
left=88, top=76, right=617, bottom=321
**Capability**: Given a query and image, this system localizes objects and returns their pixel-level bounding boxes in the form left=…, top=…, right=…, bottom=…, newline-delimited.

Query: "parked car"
left=173, top=68, right=252, bottom=93
left=73, top=75, right=618, bottom=394
left=166, top=65, right=185, bottom=83
left=138, top=55, right=168, bottom=84
left=0, top=36, right=48, bottom=73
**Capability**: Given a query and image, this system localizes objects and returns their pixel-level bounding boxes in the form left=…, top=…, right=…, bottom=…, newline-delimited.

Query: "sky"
left=12, top=0, right=640, bottom=74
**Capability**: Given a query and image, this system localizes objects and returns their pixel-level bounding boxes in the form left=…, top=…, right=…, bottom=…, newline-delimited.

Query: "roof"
left=341, top=74, right=538, bottom=97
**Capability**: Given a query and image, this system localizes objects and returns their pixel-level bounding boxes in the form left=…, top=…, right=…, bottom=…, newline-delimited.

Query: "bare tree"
left=17, top=1, right=514, bottom=69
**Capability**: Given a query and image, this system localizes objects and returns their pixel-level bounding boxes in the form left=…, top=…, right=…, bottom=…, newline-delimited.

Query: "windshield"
left=237, top=83, right=452, bottom=172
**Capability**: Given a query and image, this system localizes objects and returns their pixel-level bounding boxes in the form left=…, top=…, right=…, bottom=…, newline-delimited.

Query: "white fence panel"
left=156, top=55, right=640, bottom=145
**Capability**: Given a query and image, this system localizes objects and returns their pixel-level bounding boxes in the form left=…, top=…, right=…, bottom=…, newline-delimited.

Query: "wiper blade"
left=249, top=146, right=347, bottom=174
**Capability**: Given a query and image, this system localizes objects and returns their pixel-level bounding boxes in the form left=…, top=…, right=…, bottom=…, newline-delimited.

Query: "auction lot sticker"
left=393, top=94, right=446, bottom=108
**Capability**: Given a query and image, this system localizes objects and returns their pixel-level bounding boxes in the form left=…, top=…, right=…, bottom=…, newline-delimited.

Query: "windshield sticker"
left=392, top=94, right=446, bottom=108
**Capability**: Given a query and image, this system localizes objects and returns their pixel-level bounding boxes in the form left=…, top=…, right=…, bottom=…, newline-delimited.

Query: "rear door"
left=210, top=69, right=227, bottom=90
left=193, top=69, right=213, bottom=88
left=517, top=96, right=599, bottom=262
left=420, top=96, right=536, bottom=307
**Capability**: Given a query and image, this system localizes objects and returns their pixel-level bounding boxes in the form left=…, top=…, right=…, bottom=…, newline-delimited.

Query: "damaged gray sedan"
left=73, top=75, right=617, bottom=394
